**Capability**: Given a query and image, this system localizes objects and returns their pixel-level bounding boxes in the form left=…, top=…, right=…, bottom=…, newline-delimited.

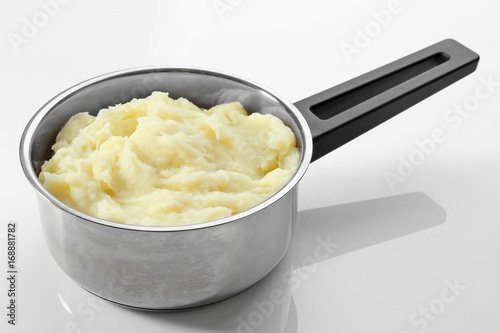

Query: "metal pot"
left=20, top=39, right=479, bottom=310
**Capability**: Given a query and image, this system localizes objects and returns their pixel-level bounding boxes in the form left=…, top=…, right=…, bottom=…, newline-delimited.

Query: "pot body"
left=20, top=68, right=313, bottom=310
left=37, top=186, right=297, bottom=310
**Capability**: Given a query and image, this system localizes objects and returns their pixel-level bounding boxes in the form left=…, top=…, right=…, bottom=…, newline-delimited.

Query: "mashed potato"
left=39, top=92, right=300, bottom=226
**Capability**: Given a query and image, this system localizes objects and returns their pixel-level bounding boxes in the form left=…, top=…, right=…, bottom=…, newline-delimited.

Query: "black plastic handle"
left=294, top=39, right=480, bottom=162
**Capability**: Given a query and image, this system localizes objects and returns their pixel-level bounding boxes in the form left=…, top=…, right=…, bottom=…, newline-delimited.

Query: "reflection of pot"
left=20, top=39, right=478, bottom=310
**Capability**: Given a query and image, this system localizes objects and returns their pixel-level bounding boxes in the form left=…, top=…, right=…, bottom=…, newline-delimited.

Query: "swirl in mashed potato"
left=39, top=92, right=300, bottom=226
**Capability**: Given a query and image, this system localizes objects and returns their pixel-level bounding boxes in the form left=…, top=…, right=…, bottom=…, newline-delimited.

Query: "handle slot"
left=311, top=52, right=450, bottom=120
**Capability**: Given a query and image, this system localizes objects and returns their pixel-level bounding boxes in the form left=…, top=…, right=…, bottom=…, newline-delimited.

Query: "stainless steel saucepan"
left=20, top=39, right=479, bottom=310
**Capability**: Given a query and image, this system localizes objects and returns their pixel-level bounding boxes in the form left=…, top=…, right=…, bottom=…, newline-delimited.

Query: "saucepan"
left=20, top=39, right=479, bottom=310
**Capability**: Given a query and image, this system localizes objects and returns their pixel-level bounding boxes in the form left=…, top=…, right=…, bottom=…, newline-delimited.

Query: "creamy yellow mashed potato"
left=39, top=92, right=300, bottom=226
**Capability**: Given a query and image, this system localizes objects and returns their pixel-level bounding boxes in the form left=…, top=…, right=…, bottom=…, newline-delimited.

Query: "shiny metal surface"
left=36, top=187, right=297, bottom=310
left=20, top=68, right=313, bottom=309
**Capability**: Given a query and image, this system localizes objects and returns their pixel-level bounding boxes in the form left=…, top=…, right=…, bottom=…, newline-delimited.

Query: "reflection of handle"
left=294, top=39, right=480, bottom=162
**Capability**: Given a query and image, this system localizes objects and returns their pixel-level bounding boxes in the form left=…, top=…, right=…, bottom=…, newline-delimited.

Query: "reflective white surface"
left=2, top=0, right=500, bottom=332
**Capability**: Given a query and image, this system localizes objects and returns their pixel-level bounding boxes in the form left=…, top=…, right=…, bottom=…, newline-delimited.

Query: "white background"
left=2, top=0, right=500, bottom=332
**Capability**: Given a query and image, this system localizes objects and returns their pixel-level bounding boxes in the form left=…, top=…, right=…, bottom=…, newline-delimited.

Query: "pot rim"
left=19, top=66, right=314, bottom=232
